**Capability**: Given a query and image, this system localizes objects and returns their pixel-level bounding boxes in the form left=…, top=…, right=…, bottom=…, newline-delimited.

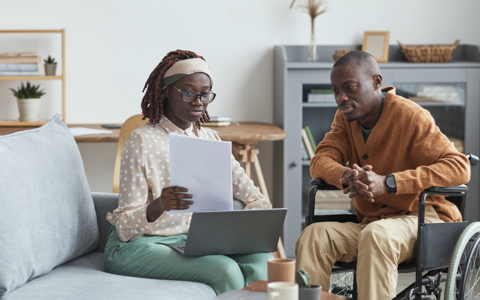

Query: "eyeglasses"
left=170, top=85, right=216, bottom=104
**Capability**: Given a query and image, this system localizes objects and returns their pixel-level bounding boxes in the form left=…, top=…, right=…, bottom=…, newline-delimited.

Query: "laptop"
left=169, top=208, right=287, bottom=256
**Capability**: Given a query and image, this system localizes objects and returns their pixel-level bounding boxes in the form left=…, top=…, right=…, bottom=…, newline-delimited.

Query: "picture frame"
left=362, top=31, right=390, bottom=63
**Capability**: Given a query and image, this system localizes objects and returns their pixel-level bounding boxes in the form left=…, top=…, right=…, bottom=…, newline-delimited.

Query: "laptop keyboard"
left=178, top=246, right=185, bottom=251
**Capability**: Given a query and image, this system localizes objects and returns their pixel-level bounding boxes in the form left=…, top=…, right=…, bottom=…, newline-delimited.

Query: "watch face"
left=387, top=175, right=395, bottom=188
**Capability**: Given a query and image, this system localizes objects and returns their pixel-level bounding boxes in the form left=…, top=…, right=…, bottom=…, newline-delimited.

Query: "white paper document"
left=169, top=133, right=233, bottom=214
left=69, top=127, right=113, bottom=136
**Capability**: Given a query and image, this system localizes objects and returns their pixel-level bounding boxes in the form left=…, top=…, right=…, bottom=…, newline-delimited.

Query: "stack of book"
left=204, top=116, right=231, bottom=127
left=301, top=125, right=316, bottom=160
left=307, top=88, right=335, bottom=103
left=314, top=190, right=352, bottom=211
left=0, top=52, right=40, bottom=76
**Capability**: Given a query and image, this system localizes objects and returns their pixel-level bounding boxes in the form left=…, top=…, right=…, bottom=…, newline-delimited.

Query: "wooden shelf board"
left=0, top=30, right=63, bottom=34
left=0, top=75, right=63, bottom=81
left=303, top=102, right=338, bottom=108
left=0, top=120, right=48, bottom=127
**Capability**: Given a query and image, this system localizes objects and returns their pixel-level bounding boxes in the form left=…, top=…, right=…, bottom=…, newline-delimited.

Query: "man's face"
left=330, top=64, right=378, bottom=123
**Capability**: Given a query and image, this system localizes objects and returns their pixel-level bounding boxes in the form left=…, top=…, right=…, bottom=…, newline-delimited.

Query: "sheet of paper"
left=69, top=127, right=113, bottom=136
left=169, top=133, right=233, bottom=214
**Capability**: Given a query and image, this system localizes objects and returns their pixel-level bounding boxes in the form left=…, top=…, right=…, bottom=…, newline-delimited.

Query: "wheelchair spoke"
left=461, top=233, right=480, bottom=300
left=330, top=271, right=354, bottom=297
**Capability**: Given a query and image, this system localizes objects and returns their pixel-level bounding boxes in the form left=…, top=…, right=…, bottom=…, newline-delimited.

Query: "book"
left=209, top=116, right=231, bottom=122
left=303, top=126, right=316, bottom=151
left=308, top=88, right=335, bottom=102
left=0, top=63, right=38, bottom=71
left=308, top=94, right=335, bottom=102
left=0, top=56, right=41, bottom=63
left=202, top=121, right=231, bottom=127
left=301, top=128, right=315, bottom=159
left=0, top=71, right=39, bottom=76
left=314, top=190, right=351, bottom=210
left=301, top=139, right=309, bottom=160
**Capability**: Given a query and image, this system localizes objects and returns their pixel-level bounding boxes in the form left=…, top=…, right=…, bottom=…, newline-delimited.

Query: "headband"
left=162, top=58, right=213, bottom=87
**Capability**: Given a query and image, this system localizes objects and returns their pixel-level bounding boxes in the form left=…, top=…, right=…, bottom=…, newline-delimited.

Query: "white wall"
left=1, top=0, right=479, bottom=198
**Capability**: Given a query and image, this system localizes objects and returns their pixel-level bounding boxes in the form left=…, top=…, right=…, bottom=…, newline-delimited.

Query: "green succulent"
left=295, top=269, right=311, bottom=288
left=10, top=82, right=46, bottom=99
left=44, top=55, right=56, bottom=64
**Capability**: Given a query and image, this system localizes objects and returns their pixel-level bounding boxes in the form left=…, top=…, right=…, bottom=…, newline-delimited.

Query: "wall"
left=1, top=0, right=479, bottom=201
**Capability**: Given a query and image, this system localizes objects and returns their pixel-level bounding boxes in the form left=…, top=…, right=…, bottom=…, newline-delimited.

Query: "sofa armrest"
left=92, top=192, right=119, bottom=253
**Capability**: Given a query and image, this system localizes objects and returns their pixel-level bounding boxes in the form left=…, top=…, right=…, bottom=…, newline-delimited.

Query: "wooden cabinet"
left=0, top=29, right=66, bottom=126
left=274, top=44, right=480, bottom=257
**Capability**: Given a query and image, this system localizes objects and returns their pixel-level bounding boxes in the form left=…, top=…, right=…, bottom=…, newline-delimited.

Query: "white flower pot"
left=17, top=98, right=41, bottom=122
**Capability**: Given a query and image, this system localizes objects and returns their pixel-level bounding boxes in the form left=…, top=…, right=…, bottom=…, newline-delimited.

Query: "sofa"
left=0, top=114, right=230, bottom=300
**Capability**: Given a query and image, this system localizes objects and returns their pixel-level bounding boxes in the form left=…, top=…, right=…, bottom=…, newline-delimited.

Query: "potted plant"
left=44, top=55, right=57, bottom=76
left=10, top=82, right=46, bottom=122
left=296, top=269, right=322, bottom=300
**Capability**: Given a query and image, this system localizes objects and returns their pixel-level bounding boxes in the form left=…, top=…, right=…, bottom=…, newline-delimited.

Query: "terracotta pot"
left=17, top=98, right=41, bottom=122
left=44, top=63, right=57, bottom=76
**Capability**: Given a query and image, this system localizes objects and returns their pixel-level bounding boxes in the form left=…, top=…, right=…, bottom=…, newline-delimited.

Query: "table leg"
left=232, top=142, right=286, bottom=259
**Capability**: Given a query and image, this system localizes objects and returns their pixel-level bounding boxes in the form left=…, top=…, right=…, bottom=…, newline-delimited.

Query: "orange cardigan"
left=310, top=87, right=470, bottom=223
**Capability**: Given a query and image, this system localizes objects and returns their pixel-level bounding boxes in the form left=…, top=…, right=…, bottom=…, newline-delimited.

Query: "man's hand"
left=351, top=164, right=388, bottom=197
left=339, top=166, right=374, bottom=202
left=339, top=164, right=388, bottom=202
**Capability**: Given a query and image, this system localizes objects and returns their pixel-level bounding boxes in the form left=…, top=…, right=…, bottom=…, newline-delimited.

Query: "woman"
left=104, top=50, right=273, bottom=294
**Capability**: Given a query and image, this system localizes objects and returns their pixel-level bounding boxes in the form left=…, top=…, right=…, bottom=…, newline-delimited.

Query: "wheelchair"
left=305, top=154, right=479, bottom=300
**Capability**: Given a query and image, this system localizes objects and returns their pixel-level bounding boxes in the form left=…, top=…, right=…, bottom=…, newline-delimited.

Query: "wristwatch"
left=386, top=174, right=397, bottom=194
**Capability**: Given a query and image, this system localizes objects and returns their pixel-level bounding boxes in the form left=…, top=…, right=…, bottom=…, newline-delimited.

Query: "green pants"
left=104, top=227, right=272, bottom=294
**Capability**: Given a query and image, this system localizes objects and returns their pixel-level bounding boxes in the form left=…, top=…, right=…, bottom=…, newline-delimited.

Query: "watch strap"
left=386, top=174, right=397, bottom=194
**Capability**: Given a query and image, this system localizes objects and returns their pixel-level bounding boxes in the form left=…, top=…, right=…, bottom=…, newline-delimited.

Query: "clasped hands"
left=339, top=164, right=388, bottom=203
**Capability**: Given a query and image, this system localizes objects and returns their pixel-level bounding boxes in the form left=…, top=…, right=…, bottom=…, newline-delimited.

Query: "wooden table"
left=216, top=280, right=345, bottom=299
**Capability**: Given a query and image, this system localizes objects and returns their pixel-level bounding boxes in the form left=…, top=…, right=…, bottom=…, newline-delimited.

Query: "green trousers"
left=104, top=227, right=272, bottom=294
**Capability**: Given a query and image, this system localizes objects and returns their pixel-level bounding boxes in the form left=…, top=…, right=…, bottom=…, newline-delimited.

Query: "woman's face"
left=163, top=72, right=212, bottom=130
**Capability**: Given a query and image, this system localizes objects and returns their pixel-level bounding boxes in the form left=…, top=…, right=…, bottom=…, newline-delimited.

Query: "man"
left=295, top=51, right=470, bottom=300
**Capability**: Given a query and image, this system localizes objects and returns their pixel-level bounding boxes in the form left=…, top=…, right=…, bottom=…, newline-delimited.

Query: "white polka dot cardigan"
left=107, top=116, right=271, bottom=241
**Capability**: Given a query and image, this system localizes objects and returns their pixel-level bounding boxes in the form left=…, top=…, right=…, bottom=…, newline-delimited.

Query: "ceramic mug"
left=268, top=258, right=296, bottom=283
left=268, top=282, right=299, bottom=300
left=299, top=284, right=322, bottom=300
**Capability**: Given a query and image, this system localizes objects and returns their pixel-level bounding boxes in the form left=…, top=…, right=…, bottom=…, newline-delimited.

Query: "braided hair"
left=141, top=49, right=211, bottom=128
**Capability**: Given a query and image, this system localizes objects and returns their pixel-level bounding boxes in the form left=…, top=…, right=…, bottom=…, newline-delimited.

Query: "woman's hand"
left=147, top=186, right=193, bottom=222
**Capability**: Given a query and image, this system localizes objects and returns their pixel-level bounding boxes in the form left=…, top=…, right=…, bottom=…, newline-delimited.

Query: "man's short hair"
left=333, top=51, right=380, bottom=76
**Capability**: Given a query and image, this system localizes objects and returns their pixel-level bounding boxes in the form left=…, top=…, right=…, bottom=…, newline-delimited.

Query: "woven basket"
left=398, top=40, right=460, bottom=63
left=333, top=49, right=355, bottom=61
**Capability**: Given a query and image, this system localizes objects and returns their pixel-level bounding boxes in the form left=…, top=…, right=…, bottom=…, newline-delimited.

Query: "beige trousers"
left=295, top=206, right=443, bottom=300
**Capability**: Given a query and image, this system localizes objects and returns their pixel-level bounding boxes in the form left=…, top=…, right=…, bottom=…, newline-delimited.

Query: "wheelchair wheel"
left=330, top=269, right=355, bottom=298
left=445, top=222, right=480, bottom=300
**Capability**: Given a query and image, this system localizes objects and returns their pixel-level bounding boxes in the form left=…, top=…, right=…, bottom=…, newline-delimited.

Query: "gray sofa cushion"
left=0, top=114, right=100, bottom=296
left=2, top=252, right=216, bottom=300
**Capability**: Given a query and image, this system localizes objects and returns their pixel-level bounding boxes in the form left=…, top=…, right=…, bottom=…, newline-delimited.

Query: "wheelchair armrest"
left=425, top=185, right=468, bottom=195
left=307, top=178, right=352, bottom=226
left=417, top=185, right=468, bottom=226
left=310, top=178, right=340, bottom=190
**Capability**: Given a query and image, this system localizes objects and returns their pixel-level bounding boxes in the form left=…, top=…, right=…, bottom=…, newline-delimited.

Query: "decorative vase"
left=44, top=63, right=57, bottom=76
left=299, top=285, right=322, bottom=300
left=308, top=19, right=318, bottom=62
left=17, top=98, right=41, bottom=122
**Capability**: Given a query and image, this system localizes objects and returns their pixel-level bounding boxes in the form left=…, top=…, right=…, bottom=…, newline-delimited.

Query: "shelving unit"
left=0, top=29, right=65, bottom=126
left=274, top=44, right=480, bottom=258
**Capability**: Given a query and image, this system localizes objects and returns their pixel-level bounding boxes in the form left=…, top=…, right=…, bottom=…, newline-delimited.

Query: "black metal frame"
left=305, top=152, right=480, bottom=300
